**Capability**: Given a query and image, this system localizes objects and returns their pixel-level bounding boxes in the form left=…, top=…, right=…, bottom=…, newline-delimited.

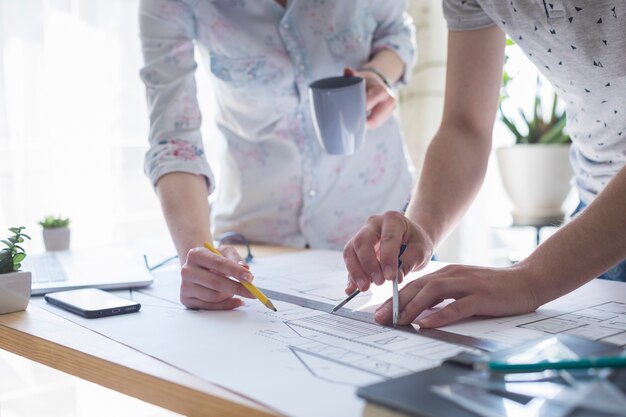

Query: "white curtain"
left=0, top=0, right=182, bottom=250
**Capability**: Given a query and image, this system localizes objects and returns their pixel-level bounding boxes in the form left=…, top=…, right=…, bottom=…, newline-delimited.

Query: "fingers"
left=187, top=246, right=253, bottom=283
left=182, top=260, right=253, bottom=295
left=183, top=297, right=244, bottom=311
left=345, top=215, right=388, bottom=290
left=182, top=269, right=254, bottom=297
left=179, top=245, right=256, bottom=310
left=220, top=245, right=244, bottom=262
left=345, top=276, right=358, bottom=295
left=374, top=277, right=424, bottom=324
left=343, top=245, right=373, bottom=292
left=374, top=296, right=394, bottom=324
left=366, top=95, right=396, bottom=129
left=374, top=272, right=473, bottom=325
left=365, top=84, right=388, bottom=111
left=344, top=211, right=424, bottom=293
left=417, top=298, right=477, bottom=328
left=398, top=277, right=471, bottom=325
left=343, top=67, right=395, bottom=129
left=378, top=211, right=409, bottom=281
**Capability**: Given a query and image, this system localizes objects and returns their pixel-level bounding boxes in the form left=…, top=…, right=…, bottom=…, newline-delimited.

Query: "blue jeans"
left=572, top=201, right=626, bottom=282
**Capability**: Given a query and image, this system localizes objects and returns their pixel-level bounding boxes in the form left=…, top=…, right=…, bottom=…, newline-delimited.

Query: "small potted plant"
left=496, top=41, right=572, bottom=226
left=39, top=215, right=71, bottom=251
left=0, top=227, right=32, bottom=314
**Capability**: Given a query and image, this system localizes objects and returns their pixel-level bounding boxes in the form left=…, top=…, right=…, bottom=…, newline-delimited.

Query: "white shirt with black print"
left=443, top=0, right=625, bottom=205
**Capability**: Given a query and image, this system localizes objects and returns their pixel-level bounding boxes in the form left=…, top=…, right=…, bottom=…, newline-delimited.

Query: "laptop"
left=24, top=245, right=154, bottom=295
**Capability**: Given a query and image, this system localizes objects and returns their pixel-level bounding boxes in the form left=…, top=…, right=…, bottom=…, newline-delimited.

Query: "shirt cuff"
left=144, top=139, right=215, bottom=195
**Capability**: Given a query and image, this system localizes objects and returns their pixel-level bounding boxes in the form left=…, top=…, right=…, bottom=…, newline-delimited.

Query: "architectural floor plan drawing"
left=518, top=302, right=626, bottom=346
left=443, top=280, right=626, bottom=348
left=254, top=304, right=464, bottom=386
left=255, top=251, right=626, bottom=348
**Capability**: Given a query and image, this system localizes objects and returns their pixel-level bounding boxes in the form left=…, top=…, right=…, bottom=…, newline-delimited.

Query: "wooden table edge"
left=0, top=308, right=278, bottom=417
left=0, top=245, right=303, bottom=416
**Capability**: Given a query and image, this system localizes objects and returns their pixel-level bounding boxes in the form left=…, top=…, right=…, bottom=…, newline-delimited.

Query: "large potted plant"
left=496, top=64, right=572, bottom=226
left=0, top=227, right=32, bottom=314
left=40, top=215, right=71, bottom=251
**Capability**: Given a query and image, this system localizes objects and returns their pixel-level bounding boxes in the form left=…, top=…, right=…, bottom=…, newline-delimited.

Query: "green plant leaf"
left=549, top=92, right=559, bottom=123
left=499, top=110, right=523, bottom=141
left=540, top=115, right=570, bottom=144
left=533, top=80, right=543, bottom=127
left=40, top=215, right=70, bottom=229
left=13, top=253, right=25, bottom=264
left=0, top=253, right=13, bottom=273
left=1, top=226, right=29, bottom=273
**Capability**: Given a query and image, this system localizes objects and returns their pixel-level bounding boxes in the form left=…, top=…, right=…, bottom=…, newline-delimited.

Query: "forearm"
left=156, top=172, right=213, bottom=264
left=364, top=49, right=405, bottom=86
left=404, top=27, right=504, bottom=250
left=405, top=125, right=491, bottom=249
left=522, top=166, right=626, bottom=306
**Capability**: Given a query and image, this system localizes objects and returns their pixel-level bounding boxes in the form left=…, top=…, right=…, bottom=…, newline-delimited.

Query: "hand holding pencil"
left=203, top=242, right=276, bottom=311
left=179, top=241, right=276, bottom=311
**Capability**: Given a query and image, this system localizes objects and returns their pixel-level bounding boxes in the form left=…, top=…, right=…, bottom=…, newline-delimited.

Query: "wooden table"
left=0, top=245, right=300, bottom=417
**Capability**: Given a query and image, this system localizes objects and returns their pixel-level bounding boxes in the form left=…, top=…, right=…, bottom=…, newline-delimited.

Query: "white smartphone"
left=44, top=288, right=141, bottom=318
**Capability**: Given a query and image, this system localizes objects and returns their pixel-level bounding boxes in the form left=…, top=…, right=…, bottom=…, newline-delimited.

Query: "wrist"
left=511, top=260, right=543, bottom=311
left=358, top=66, right=392, bottom=88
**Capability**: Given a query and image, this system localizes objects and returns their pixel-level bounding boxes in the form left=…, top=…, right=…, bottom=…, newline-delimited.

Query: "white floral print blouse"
left=140, top=0, right=416, bottom=249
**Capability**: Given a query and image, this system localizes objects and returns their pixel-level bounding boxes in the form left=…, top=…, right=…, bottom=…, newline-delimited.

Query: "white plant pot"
left=0, top=271, right=31, bottom=314
left=43, top=227, right=71, bottom=251
left=496, top=144, right=573, bottom=226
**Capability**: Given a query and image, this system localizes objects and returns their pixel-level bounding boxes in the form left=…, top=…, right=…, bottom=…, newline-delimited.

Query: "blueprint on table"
left=36, top=251, right=465, bottom=417
left=36, top=250, right=626, bottom=416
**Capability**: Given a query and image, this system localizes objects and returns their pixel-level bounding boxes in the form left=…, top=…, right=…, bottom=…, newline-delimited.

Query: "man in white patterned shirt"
left=345, top=1, right=626, bottom=328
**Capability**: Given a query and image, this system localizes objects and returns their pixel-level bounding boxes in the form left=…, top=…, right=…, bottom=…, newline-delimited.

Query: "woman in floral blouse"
left=139, top=0, right=416, bottom=310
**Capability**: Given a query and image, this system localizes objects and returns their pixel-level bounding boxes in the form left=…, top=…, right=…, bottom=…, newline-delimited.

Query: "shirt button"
left=283, top=23, right=290, bottom=29
left=308, top=189, right=317, bottom=198
left=296, top=113, right=303, bottom=120
left=299, top=64, right=305, bottom=72
left=248, top=73, right=255, bottom=80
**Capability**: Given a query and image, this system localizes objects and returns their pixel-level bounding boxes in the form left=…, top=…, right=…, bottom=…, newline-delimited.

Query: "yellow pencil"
left=203, top=242, right=277, bottom=312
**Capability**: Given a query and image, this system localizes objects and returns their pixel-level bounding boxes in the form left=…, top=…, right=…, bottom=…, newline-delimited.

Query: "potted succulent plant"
left=39, top=215, right=71, bottom=251
left=0, top=227, right=32, bottom=314
left=496, top=44, right=572, bottom=226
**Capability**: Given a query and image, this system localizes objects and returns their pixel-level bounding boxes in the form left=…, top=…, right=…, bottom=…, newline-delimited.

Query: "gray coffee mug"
left=308, top=76, right=366, bottom=155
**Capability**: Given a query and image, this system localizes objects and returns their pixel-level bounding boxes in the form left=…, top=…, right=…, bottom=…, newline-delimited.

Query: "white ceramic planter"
left=43, top=227, right=71, bottom=251
left=0, top=271, right=31, bottom=314
left=496, top=144, right=573, bottom=226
